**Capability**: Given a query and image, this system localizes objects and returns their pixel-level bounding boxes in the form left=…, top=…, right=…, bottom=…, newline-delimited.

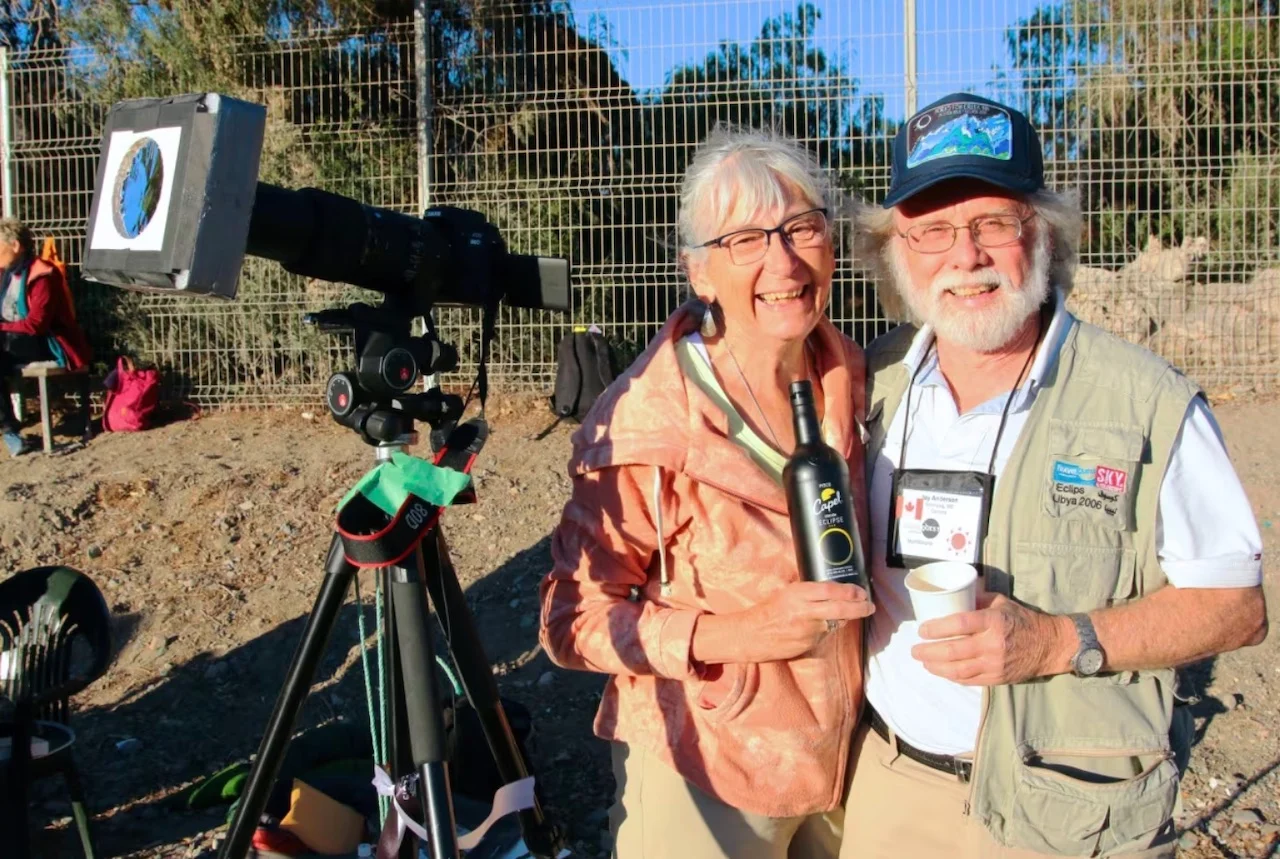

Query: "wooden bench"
left=16, top=362, right=91, bottom=454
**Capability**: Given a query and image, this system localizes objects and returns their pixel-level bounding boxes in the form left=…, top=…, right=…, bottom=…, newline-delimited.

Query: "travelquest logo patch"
left=1052, top=461, right=1129, bottom=492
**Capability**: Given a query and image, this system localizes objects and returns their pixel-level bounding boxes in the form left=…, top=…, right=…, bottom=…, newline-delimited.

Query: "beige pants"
left=839, top=724, right=1176, bottom=859
left=609, top=742, right=844, bottom=859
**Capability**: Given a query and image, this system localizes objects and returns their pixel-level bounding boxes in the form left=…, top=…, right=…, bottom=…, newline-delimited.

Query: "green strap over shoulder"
left=675, top=337, right=787, bottom=483
left=339, top=451, right=472, bottom=516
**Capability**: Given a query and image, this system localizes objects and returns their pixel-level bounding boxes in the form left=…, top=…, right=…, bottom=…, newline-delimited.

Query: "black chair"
left=0, top=566, right=113, bottom=858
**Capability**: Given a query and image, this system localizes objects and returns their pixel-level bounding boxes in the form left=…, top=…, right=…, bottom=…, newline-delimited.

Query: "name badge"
left=887, top=468, right=994, bottom=569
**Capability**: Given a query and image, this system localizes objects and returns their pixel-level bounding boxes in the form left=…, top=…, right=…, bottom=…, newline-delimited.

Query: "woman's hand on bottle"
left=691, top=582, right=874, bottom=665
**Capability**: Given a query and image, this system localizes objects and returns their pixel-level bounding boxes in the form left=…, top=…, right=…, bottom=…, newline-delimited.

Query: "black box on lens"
left=81, top=93, right=265, bottom=299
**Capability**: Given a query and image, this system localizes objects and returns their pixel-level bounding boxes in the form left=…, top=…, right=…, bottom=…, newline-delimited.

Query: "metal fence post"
left=0, top=46, right=14, bottom=219
left=904, top=0, right=918, bottom=117
left=415, top=0, right=433, bottom=215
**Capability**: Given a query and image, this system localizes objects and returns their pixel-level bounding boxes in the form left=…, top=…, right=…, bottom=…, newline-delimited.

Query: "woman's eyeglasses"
left=700, top=208, right=830, bottom=266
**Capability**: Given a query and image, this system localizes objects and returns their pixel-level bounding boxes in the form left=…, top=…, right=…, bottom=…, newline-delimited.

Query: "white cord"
left=653, top=466, right=671, bottom=596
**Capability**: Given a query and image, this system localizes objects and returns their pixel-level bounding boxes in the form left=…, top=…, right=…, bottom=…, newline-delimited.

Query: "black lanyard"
left=895, top=329, right=1038, bottom=478
left=886, top=320, right=1043, bottom=570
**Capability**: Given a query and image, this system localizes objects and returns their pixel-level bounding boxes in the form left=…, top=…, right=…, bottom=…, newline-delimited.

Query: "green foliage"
left=1004, top=0, right=1280, bottom=276
left=5, top=0, right=894, bottom=400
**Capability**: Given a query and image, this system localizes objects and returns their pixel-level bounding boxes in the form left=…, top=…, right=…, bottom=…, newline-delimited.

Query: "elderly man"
left=843, top=93, right=1267, bottom=859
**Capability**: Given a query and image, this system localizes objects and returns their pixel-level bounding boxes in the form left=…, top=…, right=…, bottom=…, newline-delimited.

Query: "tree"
left=634, top=2, right=894, bottom=340
left=36, top=0, right=625, bottom=396
left=1005, top=0, right=1280, bottom=275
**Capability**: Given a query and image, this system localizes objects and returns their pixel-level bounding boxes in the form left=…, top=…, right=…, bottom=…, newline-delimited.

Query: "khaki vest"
left=865, top=315, right=1201, bottom=856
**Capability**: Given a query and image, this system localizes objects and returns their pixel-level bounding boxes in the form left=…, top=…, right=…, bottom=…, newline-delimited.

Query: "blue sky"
left=569, top=0, right=1048, bottom=120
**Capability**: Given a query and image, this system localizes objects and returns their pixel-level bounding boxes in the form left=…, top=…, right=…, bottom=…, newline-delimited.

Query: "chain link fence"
left=1, top=1, right=1276, bottom=405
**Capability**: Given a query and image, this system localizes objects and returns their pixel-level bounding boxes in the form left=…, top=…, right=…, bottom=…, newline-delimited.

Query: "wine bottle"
left=782, top=380, right=869, bottom=592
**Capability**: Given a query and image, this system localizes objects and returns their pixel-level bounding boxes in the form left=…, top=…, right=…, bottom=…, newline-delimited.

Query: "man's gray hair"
left=0, top=217, right=35, bottom=256
left=679, top=125, right=835, bottom=254
left=850, top=187, right=1082, bottom=320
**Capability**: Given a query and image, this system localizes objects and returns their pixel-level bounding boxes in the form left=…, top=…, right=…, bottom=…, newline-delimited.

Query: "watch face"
left=1076, top=648, right=1105, bottom=676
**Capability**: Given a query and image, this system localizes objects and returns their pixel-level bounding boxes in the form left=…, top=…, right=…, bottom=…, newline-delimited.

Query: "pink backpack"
left=103, top=357, right=160, bottom=432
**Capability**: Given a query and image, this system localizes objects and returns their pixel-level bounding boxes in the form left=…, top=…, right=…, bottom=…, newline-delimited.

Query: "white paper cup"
left=905, top=562, right=978, bottom=623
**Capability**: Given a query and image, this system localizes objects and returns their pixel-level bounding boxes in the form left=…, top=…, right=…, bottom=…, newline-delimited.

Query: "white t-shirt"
left=864, top=292, right=1264, bottom=755
left=1, top=270, right=20, bottom=322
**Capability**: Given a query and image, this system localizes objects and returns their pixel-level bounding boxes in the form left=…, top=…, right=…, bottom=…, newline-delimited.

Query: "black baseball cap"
left=882, top=93, right=1044, bottom=208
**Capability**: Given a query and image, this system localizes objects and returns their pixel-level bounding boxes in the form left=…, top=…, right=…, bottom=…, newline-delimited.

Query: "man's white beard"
left=887, top=229, right=1051, bottom=353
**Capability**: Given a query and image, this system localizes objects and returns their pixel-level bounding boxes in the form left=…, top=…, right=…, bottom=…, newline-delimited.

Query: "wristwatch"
left=1068, top=613, right=1105, bottom=677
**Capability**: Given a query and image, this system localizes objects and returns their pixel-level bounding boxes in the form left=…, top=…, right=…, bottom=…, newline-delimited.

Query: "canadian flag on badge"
left=897, top=497, right=925, bottom=520
left=1095, top=466, right=1129, bottom=492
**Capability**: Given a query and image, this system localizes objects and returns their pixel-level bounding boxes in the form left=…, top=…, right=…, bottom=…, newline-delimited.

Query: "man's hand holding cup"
left=907, top=562, right=1074, bottom=685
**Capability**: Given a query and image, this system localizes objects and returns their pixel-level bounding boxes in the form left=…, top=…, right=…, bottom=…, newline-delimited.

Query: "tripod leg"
left=218, top=534, right=356, bottom=859
left=421, top=530, right=563, bottom=858
left=383, top=567, right=417, bottom=859
left=389, top=547, right=459, bottom=859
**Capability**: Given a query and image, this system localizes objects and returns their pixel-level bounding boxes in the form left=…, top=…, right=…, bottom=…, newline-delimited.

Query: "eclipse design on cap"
left=906, top=102, right=1013, bottom=169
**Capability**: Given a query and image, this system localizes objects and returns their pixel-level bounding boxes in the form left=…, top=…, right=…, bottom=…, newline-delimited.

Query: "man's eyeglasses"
left=700, top=208, right=830, bottom=266
left=898, top=213, right=1035, bottom=254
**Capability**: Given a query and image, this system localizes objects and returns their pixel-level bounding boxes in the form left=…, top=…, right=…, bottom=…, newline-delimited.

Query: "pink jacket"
left=539, top=304, right=869, bottom=817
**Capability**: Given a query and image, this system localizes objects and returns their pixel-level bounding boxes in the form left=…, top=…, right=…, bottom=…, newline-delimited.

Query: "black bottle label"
left=809, top=482, right=859, bottom=582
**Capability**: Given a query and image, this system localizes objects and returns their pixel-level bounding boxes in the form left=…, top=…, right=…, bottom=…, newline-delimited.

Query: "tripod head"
left=308, top=298, right=466, bottom=447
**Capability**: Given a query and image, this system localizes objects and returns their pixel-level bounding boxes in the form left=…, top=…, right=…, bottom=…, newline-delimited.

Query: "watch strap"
left=1069, top=612, right=1100, bottom=649
left=1068, top=612, right=1102, bottom=674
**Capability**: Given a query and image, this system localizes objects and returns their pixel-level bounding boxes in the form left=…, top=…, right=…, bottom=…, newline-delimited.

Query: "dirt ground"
left=1, top=393, right=1277, bottom=858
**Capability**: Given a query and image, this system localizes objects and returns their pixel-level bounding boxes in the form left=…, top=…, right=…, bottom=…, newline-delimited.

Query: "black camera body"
left=79, top=93, right=570, bottom=441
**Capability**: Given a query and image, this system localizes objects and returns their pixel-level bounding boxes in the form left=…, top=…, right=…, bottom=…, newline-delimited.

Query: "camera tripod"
left=217, top=400, right=563, bottom=859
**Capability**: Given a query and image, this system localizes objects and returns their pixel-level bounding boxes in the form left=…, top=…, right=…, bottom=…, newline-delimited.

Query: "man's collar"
left=900, top=287, right=1072, bottom=407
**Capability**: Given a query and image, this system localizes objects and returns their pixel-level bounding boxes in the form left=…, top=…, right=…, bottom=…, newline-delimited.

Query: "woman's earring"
left=700, top=301, right=718, bottom=338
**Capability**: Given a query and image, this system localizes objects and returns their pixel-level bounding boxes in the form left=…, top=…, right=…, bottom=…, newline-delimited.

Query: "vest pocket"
left=1012, top=542, right=1137, bottom=615
left=1007, top=748, right=1179, bottom=856
left=1042, top=421, right=1144, bottom=532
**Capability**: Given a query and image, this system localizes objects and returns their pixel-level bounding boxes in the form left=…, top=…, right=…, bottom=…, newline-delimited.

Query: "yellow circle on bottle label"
left=819, top=527, right=854, bottom=566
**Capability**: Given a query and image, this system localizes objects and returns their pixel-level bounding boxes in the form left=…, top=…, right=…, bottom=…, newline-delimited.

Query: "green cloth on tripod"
left=339, top=451, right=471, bottom=516
left=172, top=761, right=250, bottom=809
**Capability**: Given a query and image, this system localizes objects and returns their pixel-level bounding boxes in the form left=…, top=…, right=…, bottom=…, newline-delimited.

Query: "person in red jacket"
left=0, top=217, right=92, bottom=456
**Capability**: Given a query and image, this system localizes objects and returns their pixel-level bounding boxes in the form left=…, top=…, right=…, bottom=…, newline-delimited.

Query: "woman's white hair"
left=679, top=125, right=835, bottom=255
left=849, top=187, right=1082, bottom=321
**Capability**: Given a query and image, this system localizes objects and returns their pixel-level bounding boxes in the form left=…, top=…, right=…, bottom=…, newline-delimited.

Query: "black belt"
left=865, top=706, right=973, bottom=783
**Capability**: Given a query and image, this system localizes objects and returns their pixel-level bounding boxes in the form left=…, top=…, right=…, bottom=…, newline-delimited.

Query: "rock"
left=87, top=545, right=103, bottom=559
left=1178, top=831, right=1200, bottom=850
left=1260, top=824, right=1280, bottom=837
left=1231, top=809, right=1265, bottom=826
left=238, top=501, right=254, bottom=511
left=116, top=737, right=143, bottom=754
left=537, top=671, right=556, bottom=687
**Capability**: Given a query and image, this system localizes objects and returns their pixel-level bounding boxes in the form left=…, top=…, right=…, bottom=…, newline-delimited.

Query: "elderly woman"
left=0, top=217, right=91, bottom=456
left=539, top=127, right=872, bottom=859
